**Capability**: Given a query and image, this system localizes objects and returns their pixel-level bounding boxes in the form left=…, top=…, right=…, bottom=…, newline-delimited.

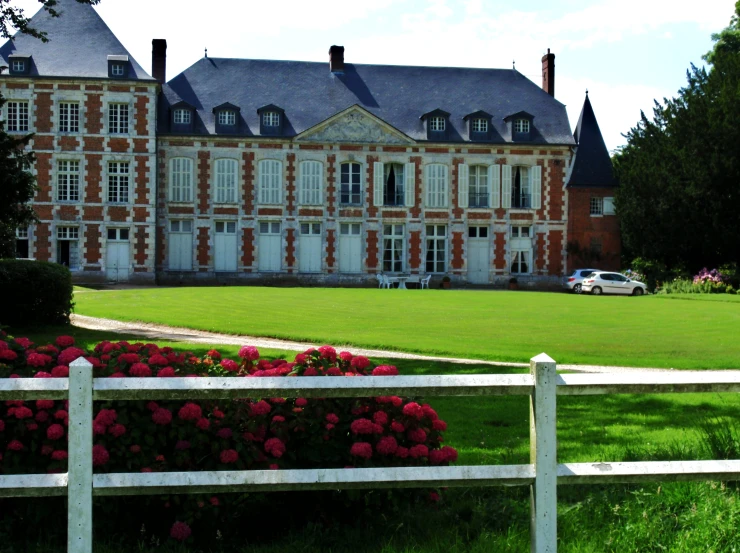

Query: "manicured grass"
left=74, top=287, right=740, bottom=369
left=6, top=325, right=740, bottom=552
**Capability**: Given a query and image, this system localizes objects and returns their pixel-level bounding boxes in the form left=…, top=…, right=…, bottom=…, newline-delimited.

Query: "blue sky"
left=12, top=0, right=738, bottom=150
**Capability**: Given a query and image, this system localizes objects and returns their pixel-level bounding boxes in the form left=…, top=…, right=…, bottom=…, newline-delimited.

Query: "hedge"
left=0, top=260, right=73, bottom=326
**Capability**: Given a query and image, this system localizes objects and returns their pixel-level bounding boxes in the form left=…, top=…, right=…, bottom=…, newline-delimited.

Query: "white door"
left=467, top=226, right=490, bottom=284
left=299, top=223, right=322, bottom=273
left=339, top=223, right=362, bottom=273
left=106, top=228, right=130, bottom=282
left=214, top=221, right=237, bottom=272
left=258, top=222, right=282, bottom=271
left=168, top=220, right=193, bottom=271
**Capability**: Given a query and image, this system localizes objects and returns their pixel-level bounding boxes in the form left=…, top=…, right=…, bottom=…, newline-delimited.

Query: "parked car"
left=563, top=268, right=602, bottom=294
left=581, top=272, right=648, bottom=296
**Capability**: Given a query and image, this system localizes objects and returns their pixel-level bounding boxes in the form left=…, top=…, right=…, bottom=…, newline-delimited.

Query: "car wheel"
left=632, top=287, right=644, bottom=296
left=592, top=286, right=602, bottom=296
left=573, top=284, right=582, bottom=294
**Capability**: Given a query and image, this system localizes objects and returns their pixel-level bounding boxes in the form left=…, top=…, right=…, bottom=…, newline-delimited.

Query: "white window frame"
left=340, top=162, right=363, bottom=206
left=299, top=160, right=322, bottom=205
left=218, top=111, right=236, bottom=126
left=56, top=226, right=80, bottom=270
left=263, top=112, right=280, bottom=127
left=511, top=250, right=531, bottom=274
left=429, top=116, right=446, bottom=132
left=107, top=161, right=130, bottom=204
left=58, top=102, right=80, bottom=133
left=468, top=165, right=489, bottom=208
left=512, top=166, right=531, bottom=209
left=11, top=60, right=25, bottom=73
left=214, top=158, right=238, bottom=204
left=511, top=226, right=531, bottom=238
left=425, top=225, right=447, bottom=274
left=472, top=118, right=488, bottom=133
left=514, top=119, right=530, bottom=133
left=258, top=159, right=282, bottom=205
left=425, top=164, right=448, bottom=208
left=382, top=224, right=405, bottom=273
left=590, top=196, right=604, bottom=216
left=57, top=160, right=81, bottom=202
left=6, top=101, right=29, bottom=132
left=383, top=163, right=405, bottom=206
left=173, top=109, right=191, bottom=125
left=169, top=158, right=193, bottom=203
left=111, top=64, right=125, bottom=77
left=108, top=103, right=129, bottom=134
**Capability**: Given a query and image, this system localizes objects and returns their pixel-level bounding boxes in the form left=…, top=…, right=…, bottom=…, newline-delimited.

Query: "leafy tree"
left=0, top=0, right=100, bottom=257
left=614, top=2, right=740, bottom=271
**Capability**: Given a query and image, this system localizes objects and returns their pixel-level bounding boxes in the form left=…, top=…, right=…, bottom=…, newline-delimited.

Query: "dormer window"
left=173, top=109, right=191, bottom=125
left=463, top=110, right=493, bottom=142
left=472, top=119, right=488, bottom=133
left=213, top=103, right=241, bottom=134
left=514, top=119, right=530, bottom=133
left=421, top=109, right=450, bottom=141
left=218, top=111, right=236, bottom=126
left=107, top=55, right=129, bottom=78
left=257, top=104, right=285, bottom=136
left=8, top=54, right=31, bottom=75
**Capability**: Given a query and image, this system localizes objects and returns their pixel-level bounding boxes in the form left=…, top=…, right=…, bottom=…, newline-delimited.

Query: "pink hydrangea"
left=221, top=359, right=239, bottom=372
left=295, top=398, right=308, bottom=407
left=7, top=440, right=23, bottom=451
left=34, top=371, right=53, bottom=378
left=250, top=400, right=271, bottom=416
left=196, top=418, right=210, bottom=430
left=14, top=406, right=33, bottom=419
left=51, top=450, right=68, bottom=461
left=326, top=367, right=342, bottom=376
left=35, top=411, right=49, bottom=423
left=129, top=363, right=152, bottom=377
left=408, top=428, right=427, bottom=443
left=92, top=444, right=109, bottom=466
left=148, top=354, right=168, bottom=366
left=339, top=351, right=353, bottom=362
left=325, top=413, right=339, bottom=424
left=47, top=424, right=65, bottom=441
left=55, top=336, right=75, bottom=348
left=0, top=349, right=18, bottom=361
left=373, top=411, right=388, bottom=426
left=422, top=404, right=438, bottom=420
left=26, top=352, right=52, bottom=367
left=350, top=356, right=370, bottom=370
left=51, top=365, right=69, bottom=377
left=14, top=337, right=32, bottom=348
left=432, top=419, right=447, bottom=431
left=57, top=347, right=85, bottom=366
left=117, top=353, right=139, bottom=365
left=271, top=416, right=285, bottom=424
left=372, top=365, right=399, bottom=376
left=152, top=408, right=173, bottom=425
left=318, top=345, right=337, bottom=361
left=350, top=442, right=373, bottom=459
left=264, top=437, right=286, bottom=458
left=219, top=449, right=239, bottom=464
left=170, top=521, right=191, bottom=541
left=402, top=402, right=424, bottom=420
left=238, top=346, right=260, bottom=360
left=350, top=418, right=375, bottom=435
left=216, top=428, right=233, bottom=439
left=409, top=444, right=429, bottom=459
left=157, top=366, right=176, bottom=377
left=94, top=409, right=117, bottom=427
left=178, top=402, right=203, bottom=421
left=376, top=436, right=398, bottom=456
left=108, top=424, right=126, bottom=438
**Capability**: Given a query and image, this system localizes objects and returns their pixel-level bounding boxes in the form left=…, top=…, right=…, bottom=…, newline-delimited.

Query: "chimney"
left=152, top=39, right=167, bottom=84
left=329, top=45, right=345, bottom=74
left=541, top=48, right=555, bottom=97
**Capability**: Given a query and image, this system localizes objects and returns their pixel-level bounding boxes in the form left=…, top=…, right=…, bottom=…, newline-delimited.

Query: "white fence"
left=1, top=354, right=740, bottom=553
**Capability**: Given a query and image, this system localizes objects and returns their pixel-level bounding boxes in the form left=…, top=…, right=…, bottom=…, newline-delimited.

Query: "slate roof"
left=0, top=0, right=153, bottom=81
left=160, top=57, right=576, bottom=145
left=567, top=94, right=617, bottom=188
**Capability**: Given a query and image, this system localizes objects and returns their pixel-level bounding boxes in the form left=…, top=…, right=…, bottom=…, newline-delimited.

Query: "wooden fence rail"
left=1, top=354, right=740, bottom=553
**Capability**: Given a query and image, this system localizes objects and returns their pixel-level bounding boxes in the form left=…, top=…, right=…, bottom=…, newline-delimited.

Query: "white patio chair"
left=420, top=275, right=432, bottom=289
left=376, top=274, right=385, bottom=288
left=384, top=275, right=398, bottom=289
left=380, top=275, right=392, bottom=289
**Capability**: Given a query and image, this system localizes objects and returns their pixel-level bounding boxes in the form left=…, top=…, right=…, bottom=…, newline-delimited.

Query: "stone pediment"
left=296, top=106, right=413, bottom=145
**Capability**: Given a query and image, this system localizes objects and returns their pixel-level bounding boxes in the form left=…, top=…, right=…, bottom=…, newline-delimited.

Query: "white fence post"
left=530, top=353, right=557, bottom=553
left=68, top=357, right=93, bottom=553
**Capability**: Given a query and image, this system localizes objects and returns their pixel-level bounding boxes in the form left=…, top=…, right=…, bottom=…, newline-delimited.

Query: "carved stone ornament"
left=298, top=110, right=411, bottom=144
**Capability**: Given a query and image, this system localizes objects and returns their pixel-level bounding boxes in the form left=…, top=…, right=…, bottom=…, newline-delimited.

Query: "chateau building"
left=1, top=0, right=619, bottom=288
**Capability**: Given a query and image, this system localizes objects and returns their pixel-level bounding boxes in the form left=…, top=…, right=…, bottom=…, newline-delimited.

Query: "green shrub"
left=0, top=260, right=73, bottom=326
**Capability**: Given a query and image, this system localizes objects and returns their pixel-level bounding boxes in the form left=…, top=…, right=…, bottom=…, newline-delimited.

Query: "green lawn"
left=73, top=287, right=740, bottom=369
left=6, top=325, right=740, bottom=552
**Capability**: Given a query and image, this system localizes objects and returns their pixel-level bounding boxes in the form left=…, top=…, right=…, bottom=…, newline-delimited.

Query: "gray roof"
left=0, top=0, right=153, bottom=81
left=161, top=57, right=576, bottom=145
left=567, top=94, right=617, bottom=188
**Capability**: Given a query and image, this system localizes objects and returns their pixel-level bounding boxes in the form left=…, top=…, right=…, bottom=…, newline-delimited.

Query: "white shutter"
left=373, top=162, right=384, bottom=207
left=457, top=163, right=469, bottom=208
left=441, top=165, right=449, bottom=207
left=604, top=196, right=615, bottom=215
left=297, top=162, right=305, bottom=205
left=501, top=164, right=512, bottom=209
left=404, top=162, right=415, bottom=207
left=489, top=165, right=500, bottom=208
left=531, top=165, right=542, bottom=209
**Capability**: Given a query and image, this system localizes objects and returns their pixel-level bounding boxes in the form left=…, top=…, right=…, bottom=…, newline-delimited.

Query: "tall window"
left=57, top=160, right=80, bottom=202
left=108, top=162, right=130, bottom=203
left=214, top=159, right=237, bottom=203
left=173, top=109, right=191, bottom=124
left=340, top=162, right=362, bottom=205
left=511, top=251, right=530, bottom=274
left=218, top=111, right=236, bottom=126
left=426, top=164, right=448, bottom=208
left=383, top=224, right=405, bottom=273
left=6, top=101, right=29, bottom=132
left=514, top=119, right=530, bottom=133
left=16, top=227, right=29, bottom=259
left=425, top=225, right=447, bottom=273
left=429, top=117, right=445, bottom=131
left=59, top=102, right=80, bottom=133
left=468, top=165, right=489, bottom=208
left=384, top=163, right=405, bottom=206
left=169, top=158, right=193, bottom=202
left=299, top=161, right=322, bottom=205
left=512, top=166, right=530, bottom=209
left=258, top=159, right=282, bottom=204
left=109, top=103, right=129, bottom=134
left=56, top=226, right=79, bottom=269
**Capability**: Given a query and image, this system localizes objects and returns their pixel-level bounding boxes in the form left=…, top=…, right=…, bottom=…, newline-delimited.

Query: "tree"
left=0, top=0, right=100, bottom=257
left=1, top=0, right=99, bottom=42
left=614, top=2, right=740, bottom=271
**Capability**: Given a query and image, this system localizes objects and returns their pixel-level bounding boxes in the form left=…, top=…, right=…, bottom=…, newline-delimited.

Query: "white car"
left=582, top=272, right=648, bottom=296
left=563, top=268, right=602, bottom=294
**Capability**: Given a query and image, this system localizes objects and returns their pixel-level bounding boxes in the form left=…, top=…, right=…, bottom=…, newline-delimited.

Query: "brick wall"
left=566, top=188, right=620, bottom=271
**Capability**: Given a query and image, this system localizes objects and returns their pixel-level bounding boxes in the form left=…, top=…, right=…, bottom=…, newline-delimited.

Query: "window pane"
left=216, top=222, right=225, bottom=233
left=107, top=229, right=116, bottom=240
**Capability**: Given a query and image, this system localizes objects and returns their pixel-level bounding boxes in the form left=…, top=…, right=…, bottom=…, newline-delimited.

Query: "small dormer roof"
left=503, top=111, right=535, bottom=122
left=171, top=100, right=196, bottom=110
left=463, top=110, right=493, bottom=121
left=257, top=104, right=285, bottom=115
left=212, top=102, right=241, bottom=114
left=420, top=108, right=450, bottom=120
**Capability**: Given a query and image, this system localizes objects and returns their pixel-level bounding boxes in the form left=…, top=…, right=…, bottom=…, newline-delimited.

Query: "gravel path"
left=71, top=314, right=728, bottom=375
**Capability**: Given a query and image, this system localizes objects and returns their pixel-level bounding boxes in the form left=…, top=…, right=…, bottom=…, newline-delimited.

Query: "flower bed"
left=660, top=267, right=737, bottom=295
left=0, top=332, right=457, bottom=542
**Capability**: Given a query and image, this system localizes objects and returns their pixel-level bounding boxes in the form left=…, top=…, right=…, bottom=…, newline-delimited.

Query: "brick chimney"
left=329, top=45, right=345, bottom=74
left=152, top=39, right=167, bottom=84
left=542, top=48, right=555, bottom=97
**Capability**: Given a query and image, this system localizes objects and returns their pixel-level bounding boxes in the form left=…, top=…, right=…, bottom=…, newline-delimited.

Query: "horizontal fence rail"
left=1, top=356, right=739, bottom=553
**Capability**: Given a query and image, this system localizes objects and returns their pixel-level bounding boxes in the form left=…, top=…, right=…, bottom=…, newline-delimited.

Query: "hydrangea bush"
left=661, top=268, right=737, bottom=295
left=0, top=332, right=457, bottom=543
